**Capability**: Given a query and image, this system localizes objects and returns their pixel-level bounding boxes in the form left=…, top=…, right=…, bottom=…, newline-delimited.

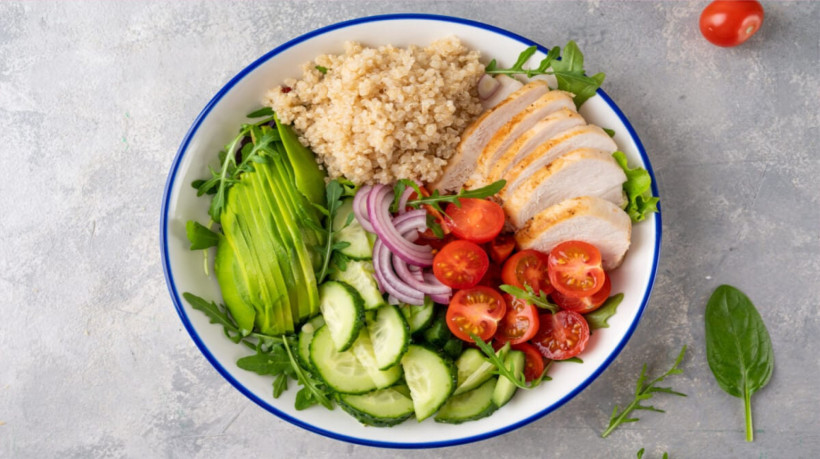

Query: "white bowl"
left=160, top=13, right=661, bottom=448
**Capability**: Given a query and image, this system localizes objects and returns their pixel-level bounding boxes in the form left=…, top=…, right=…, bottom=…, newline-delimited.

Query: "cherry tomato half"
left=512, top=342, right=546, bottom=382
left=502, top=249, right=554, bottom=295
left=433, top=240, right=489, bottom=289
left=487, top=233, right=516, bottom=264
left=552, top=273, right=612, bottom=314
left=700, top=1, right=764, bottom=47
left=494, top=294, right=540, bottom=345
left=446, top=286, right=507, bottom=343
left=547, top=241, right=605, bottom=298
left=445, top=198, right=505, bottom=244
left=531, top=310, right=590, bottom=360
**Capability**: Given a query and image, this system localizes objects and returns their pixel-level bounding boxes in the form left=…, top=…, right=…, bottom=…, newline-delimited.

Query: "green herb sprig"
left=705, top=285, right=773, bottom=442
left=601, top=345, right=687, bottom=438
left=191, top=109, right=279, bottom=222
left=313, top=179, right=357, bottom=283
left=637, top=448, right=669, bottom=459
left=471, top=335, right=552, bottom=389
left=486, top=41, right=605, bottom=107
left=499, top=284, right=559, bottom=313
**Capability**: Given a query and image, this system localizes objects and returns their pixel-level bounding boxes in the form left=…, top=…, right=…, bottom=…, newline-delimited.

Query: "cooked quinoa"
left=264, top=37, right=485, bottom=185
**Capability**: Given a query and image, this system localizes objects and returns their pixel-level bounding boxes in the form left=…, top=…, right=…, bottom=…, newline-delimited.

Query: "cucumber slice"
left=318, top=281, right=364, bottom=352
left=398, top=301, right=435, bottom=334
left=297, top=315, right=325, bottom=368
left=333, top=198, right=372, bottom=260
left=492, top=350, right=525, bottom=408
left=367, top=304, right=410, bottom=370
left=401, top=345, right=456, bottom=421
left=454, top=347, right=506, bottom=395
left=338, top=386, right=415, bottom=427
left=435, top=378, right=498, bottom=424
left=330, top=260, right=386, bottom=310
left=309, top=325, right=377, bottom=394
left=350, top=329, right=403, bottom=389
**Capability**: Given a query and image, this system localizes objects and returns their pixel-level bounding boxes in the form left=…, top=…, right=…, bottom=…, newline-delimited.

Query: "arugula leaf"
left=246, top=107, right=274, bottom=118
left=499, top=284, right=558, bottom=313
left=705, top=285, right=774, bottom=442
left=603, top=128, right=616, bottom=137
left=425, top=213, right=445, bottom=239
left=612, top=152, right=659, bottom=222
left=236, top=346, right=292, bottom=376
left=281, top=337, right=334, bottom=410
left=472, top=335, right=551, bottom=389
left=601, top=345, right=687, bottom=438
left=182, top=293, right=247, bottom=343
left=315, top=179, right=348, bottom=284
left=586, top=293, right=624, bottom=330
left=406, top=179, right=506, bottom=214
left=485, top=41, right=604, bottom=108
left=637, top=448, right=668, bottom=459
left=563, top=357, right=584, bottom=364
left=273, top=373, right=289, bottom=398
left=185, top=220, right=219, bottom=250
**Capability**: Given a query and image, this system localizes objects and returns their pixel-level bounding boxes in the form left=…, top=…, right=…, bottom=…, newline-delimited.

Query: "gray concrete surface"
left=2, top=1, right=818, bottom=457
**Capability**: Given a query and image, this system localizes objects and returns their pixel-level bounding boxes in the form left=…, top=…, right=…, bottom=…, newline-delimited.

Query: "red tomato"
left=444, top=198, right=505, bottom=244
left=502, top=249, right=554, bottom=295
left=478, top=261, right=503, bottom=288
left=408, top=186, right=452, bottom=237
left=446, top=286, right=507, bottom=343
left=547, top=241, right=605, bottom=298
left=495, top=294, right=540, bottom=345
left=487, top=233, right=516, bottom=264
left=552, top=273, right=612, bottom=314
left=433, top=240, right=489, bottom=289
left=511, top=342, right=546, bottom=382
left=416, top=229, right=455, bottom=252
left=532, top=311, right=590, bottom=360
left=699, top=1, right=764, bottom=47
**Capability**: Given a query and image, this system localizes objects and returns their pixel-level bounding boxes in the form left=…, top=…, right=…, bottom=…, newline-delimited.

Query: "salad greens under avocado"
left=180, top=41, right=660, bottom=426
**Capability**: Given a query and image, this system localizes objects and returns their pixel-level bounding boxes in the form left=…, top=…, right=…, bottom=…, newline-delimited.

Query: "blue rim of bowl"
left=160, top=13, right=662, bottom=449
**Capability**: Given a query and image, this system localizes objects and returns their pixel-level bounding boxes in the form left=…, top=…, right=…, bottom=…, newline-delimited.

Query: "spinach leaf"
left=185, top=220, right=219, bottom=250
left=705, top=285, right=774, bottom=442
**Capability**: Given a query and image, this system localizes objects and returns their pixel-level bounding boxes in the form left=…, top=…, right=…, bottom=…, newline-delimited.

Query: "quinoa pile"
left=265, top=37, right=484, bottom=185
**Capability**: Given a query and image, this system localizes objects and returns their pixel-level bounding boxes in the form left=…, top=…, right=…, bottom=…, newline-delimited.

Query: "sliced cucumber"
left=338, top=386, right=415, bottom=427
left=435, top=378, right=498, bottom=424
left=454, top=346, right=506, bottom=395
left=350, top=329, right=403, bottom=389
left=333, top=198, right=372, bottom=260
left=330, top=260, right=386, bottom=310
left=401, top=345, right=456, bottom=421
left=492, top=350, right=525, bottom=408
left=367, top=304, right=410, bottom=370
left=297, top=315, right=325, bottom=368
left=398, top=301, right=435, bottom=334
left=310, top=325, right=376, bottom=394
left=318, top=281, right=364, bottom=352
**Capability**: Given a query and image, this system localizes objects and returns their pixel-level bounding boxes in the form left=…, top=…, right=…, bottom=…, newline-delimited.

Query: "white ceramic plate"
left=160, top=14, right=661, bottom=448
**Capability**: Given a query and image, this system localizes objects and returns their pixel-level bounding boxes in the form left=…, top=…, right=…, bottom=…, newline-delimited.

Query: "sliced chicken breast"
left=515, top=196, right=632, bottom=271
left=433, top=80, right=549, bottom=192
left=474, top=90, right=577, bottom=182
left=504, top=148, right=627, bottom=227
left=481, top=75, right=524, bottom=109
left=485, top=108, right=585, bottom=185
left=499, top=124, right=617, bottom=200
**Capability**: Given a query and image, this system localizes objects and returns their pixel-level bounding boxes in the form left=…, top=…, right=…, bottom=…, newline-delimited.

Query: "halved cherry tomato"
left=433, top=240, right=489, bottom=289
left=512, top=342, right=546, bottom=382
left=478, top=261, right=503, bottom=288
left=532, top=310, right=590, bottom=360
left=444, top=198, right=505, bottom=244
left=494, top=294, right=540, bottom=345
left=446, top=286, right=507, bottom=343
left=547, top=241, right=605, bottom=298
left=700, top=0, right=764, bottom=47
left=487, top=233, right=516, bottom=264
left=502, top=249, right=553, bottom=295
left=552, top=273, right=612, bottom=314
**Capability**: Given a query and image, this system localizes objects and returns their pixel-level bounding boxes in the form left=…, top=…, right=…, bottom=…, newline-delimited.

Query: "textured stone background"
left=1, top=1, right=818, bottom=457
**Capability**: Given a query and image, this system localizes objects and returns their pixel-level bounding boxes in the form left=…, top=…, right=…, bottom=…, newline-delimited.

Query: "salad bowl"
left=160, top=13, right=661, bottom=448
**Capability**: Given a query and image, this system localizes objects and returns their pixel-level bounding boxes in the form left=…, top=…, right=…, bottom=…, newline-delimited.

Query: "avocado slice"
left=214, top=236, right=256, bottom=332
left=275, top=115, right=327, bottom=208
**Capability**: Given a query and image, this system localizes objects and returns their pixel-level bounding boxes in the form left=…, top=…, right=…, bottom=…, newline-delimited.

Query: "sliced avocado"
left=275, top=115, right=326, bottom=208
left=214, top=236, right=256, bottom=332
left=257, top=161, right=320, bottom=323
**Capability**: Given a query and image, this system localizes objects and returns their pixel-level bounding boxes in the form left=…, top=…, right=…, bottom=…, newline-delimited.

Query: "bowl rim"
left=160, top=13, right=662, bottom=449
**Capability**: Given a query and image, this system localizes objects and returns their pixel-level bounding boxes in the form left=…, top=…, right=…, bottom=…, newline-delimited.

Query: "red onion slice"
left=353, top=185, right=375, bottom=232
left=393, top=255, right=451, bottom=295
left=396, top=184, right=416, bottom=215
left=373, top=238, right=425, bottom=305
left=367, top=185, right=433, bottom=267
left=477, top=73, right=501, bottom=100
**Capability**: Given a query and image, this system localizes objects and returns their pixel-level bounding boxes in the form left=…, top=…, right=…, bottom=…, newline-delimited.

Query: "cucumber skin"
left=434, top=378, right=499, bottom=424
left=319, top=281, right=365, bottom=353
left=309, top=325, right=377, bottom=395
left=402, top=344, right=457, bottom=422
left=337, top=393, right=414, bottom=428
left=492, top=350, right=524, bottom=408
